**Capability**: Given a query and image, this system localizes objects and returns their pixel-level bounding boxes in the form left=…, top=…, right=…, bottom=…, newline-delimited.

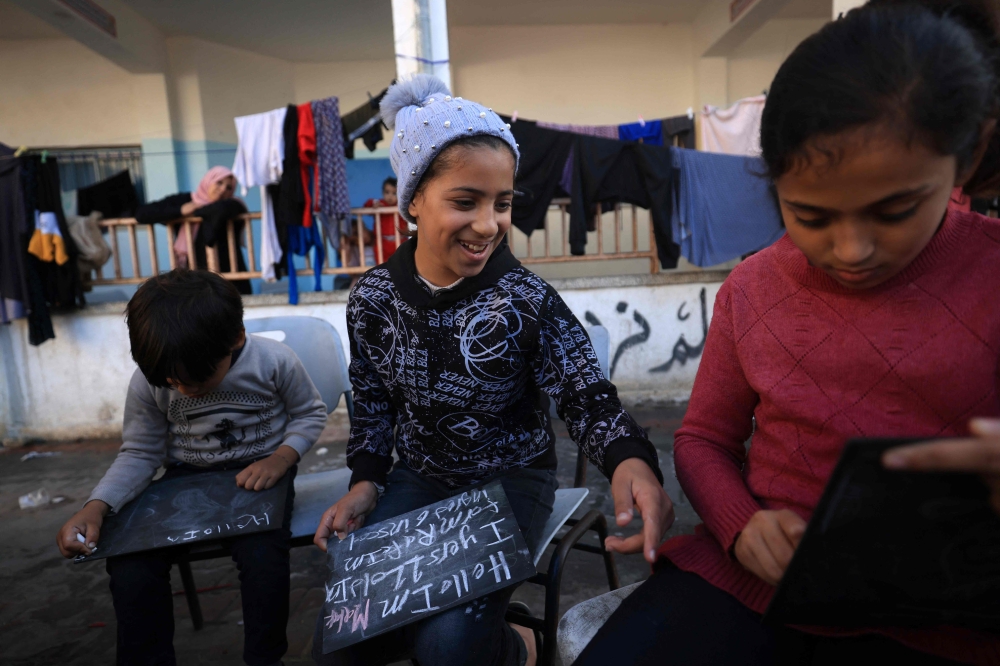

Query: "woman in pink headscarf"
left=135, top=166, right=251, bottom=293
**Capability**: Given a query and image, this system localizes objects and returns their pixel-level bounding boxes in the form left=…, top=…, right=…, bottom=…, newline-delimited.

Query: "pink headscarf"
left=191, top=165, right=235, bottom=207
left=174, top=166, right=237, bottom=268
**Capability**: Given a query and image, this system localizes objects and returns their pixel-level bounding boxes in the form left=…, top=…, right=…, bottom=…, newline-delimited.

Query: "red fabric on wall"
left=298, top=103, right=317, bottom=228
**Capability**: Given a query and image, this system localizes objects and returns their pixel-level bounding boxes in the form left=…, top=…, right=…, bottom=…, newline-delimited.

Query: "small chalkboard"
left=764, top=438, right=1000, bottom=633
left=75, top=468, right=289, bottom=562
left=321, top=481, right=534, bottom=654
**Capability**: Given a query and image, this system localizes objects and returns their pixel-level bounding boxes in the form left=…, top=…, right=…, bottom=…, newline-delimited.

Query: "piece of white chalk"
left=76, top=533, right=86, bottom=544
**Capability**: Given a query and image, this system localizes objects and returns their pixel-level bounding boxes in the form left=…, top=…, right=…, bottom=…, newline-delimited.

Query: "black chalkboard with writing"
left=765, top=438, right=1000, bottom=632
left=75, top=468, right=289, bottom=562
left=321, top=481, right=534, bottom=654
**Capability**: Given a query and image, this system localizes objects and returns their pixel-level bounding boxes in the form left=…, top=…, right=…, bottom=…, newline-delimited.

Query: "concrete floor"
left=0, top=405, right=697, bottom=666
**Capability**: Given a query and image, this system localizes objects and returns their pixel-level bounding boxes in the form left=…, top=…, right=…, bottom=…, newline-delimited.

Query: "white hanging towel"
left=699, top=95, right=766, bottom=157
left=259, top=186, right=281, bottom=282
left=233, top=107, right=287, bottom=281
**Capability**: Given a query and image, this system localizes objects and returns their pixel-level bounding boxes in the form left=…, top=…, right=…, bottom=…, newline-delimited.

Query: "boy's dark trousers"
left=105, top=463, right=296, bottom=666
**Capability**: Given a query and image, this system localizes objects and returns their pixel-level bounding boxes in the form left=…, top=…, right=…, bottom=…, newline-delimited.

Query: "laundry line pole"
left=391, top=0, right=452, bottom=91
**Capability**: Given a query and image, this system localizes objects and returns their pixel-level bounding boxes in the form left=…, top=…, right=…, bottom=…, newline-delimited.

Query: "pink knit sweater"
left=659, top=210, right=1000, bottom=665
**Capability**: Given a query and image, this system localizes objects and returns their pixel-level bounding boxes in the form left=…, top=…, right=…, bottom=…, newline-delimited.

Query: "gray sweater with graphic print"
left=88, top=334, right=327, bottom=511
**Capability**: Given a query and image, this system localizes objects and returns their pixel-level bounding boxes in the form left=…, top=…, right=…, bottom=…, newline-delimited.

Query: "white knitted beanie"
left=380, top=74, right=520, bottom=224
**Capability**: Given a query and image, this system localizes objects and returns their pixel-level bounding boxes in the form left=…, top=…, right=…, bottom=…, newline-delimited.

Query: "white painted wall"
left=449, top=24, right=697, bottom=124
left=166, top=37, right=296, bottom=145
left=0, top=38, right=145, bottom=147
left=0, top=276, right=724, bottom=441
left=727, top=18, right=827, bottom=102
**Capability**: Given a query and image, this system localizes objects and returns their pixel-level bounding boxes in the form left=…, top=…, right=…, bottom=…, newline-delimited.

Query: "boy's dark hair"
left=761, top=4, right=997, bottom=181
left=383, top=177, right=398, bottom=189
left=126, top=269, right=244, bottom=387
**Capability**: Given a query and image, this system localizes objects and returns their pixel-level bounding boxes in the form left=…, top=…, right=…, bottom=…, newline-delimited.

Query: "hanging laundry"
left=297, top=103, right=317, bottom=229
left=312, top=96, right=351, bottom=253
left=232, top=106, right=287, bottom=281
left=17, top=155, right=56, bottom=345
left=618, top=119, right=664, bottom=146
left=76, top=170, right=138, bottom=218
left=536, top=121, right=619, bottom=139
left=0, top=143, right=32, bottom=327
left=285, top=223, right=324, bottom=306
left=232, top=107, right=286, bottom=194
left=27, top=211, right=69, bottom=264
left=568, top=137, right=680, bottom=268
left=31, top=157, right=84, bottom=311
left=341, top=89, right=388, bottom=159
left=505, top=118, right=577, bottom=236
left=662, top=115, right=696, bottom=149
left=699, top=94, right=766, bottom=156
left=671, top=148, right=783, bottom=268
left=276, top=104, right=303, bottom=271
left=66, top=211, right=111, bottom=291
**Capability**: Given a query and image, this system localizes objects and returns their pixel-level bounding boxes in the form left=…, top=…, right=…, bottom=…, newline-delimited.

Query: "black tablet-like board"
left=75, top=468, right=289, bottom=562
left=320, top=481, right=535, bottom=654
left=764, top=438, right=1000, bottom=633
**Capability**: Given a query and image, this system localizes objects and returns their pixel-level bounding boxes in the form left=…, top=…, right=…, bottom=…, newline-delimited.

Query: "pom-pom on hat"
left=381, top=74, right=520, bottom=224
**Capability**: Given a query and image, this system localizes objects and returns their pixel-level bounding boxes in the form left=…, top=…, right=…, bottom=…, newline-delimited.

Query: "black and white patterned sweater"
left=346, top=239, right=662, bottom=490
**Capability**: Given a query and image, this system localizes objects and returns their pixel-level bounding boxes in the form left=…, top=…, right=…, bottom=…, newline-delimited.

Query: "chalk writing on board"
left=321, top=481, right=534, bottom=654
left=74, top=468, right=289, bottom=562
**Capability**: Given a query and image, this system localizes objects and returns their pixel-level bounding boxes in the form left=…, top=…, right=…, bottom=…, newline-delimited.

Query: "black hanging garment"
left=505, top=118, right=578, bottom=236
left=341, top=89, right=388, bottom=159
left=274, top=104, right=302, bottom=279
left=30, top=157, right=85, bottom=311
left=568, top=137, right=680, bottom=269
left=76, top=170, right=139, bottom=218
left=11, top=151, right=56, bottom=344
left=662, top=115, right=696, bottom=149
left=0, top=144, right=33, bottom=327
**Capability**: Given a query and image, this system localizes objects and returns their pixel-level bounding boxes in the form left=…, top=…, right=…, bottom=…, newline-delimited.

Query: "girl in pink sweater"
left=575, top=4, right=1000, bottom=665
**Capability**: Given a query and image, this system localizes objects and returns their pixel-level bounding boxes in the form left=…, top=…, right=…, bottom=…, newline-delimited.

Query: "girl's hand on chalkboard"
left=604, top=458, right=675, bottom=564
left=56, top=500, right=109, bottom=558
left=314, top=482, right=380, bottom=552
left=236, top=446, right=298, bottom=491
left=883, top=418, right=1000, bottom=514
left=734, top=509, right=807, bottom=586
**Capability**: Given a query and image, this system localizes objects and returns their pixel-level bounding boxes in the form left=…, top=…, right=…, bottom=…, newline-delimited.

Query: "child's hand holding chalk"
left=76, top=532, right=98, bottom=553
left=55, top=500, right=109, bottom=559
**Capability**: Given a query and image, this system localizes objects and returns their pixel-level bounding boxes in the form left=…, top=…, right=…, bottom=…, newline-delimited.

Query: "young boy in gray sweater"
left=56, top=269, right=327, bottom=666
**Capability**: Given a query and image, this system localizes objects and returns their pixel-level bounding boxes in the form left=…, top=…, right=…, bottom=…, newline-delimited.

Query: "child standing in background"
left=56, top=269, right=327, bottom=666
left=362, top=176, right=401, bottom=262
left=575, top=4, right=1000, bottom=665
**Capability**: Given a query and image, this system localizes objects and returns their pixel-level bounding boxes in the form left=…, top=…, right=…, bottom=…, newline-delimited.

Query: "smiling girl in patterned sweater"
left=309, top=76, right=674, bottom=666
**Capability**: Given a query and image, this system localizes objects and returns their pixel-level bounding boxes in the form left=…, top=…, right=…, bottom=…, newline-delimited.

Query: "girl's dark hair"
left=383, top=176, right=397, bottom=189
left=761, top=4, right=998, bottom=184
left=126, top=269, right=244, bottom=387
left=404, top=134, right=517, bottom=235
left=871, top=0, right=1000, bottom=196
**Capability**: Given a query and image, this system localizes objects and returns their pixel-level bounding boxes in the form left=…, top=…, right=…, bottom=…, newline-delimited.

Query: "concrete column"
left=833, top=0, right=866, bottom=18
left=391, top=0, right=452, bottom=90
